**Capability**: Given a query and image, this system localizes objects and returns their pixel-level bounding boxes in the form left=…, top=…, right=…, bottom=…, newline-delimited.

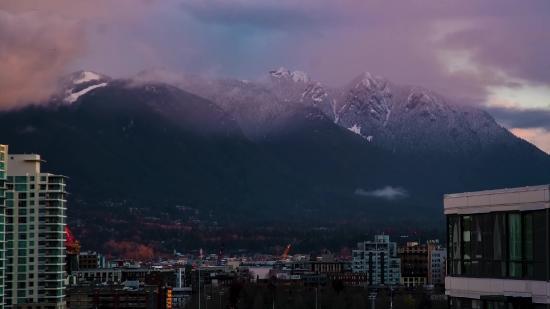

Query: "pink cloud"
left=511, top=128, right=550, bottom=154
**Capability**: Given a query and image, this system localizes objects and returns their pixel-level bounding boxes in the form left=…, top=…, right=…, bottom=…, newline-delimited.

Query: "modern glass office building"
left=445, top=185, right=550, bottom=309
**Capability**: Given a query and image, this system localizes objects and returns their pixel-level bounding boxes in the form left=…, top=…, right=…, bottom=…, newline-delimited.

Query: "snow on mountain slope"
left=73, top=71, right=102, bottom=84
left=64, top=83, right=107, bottom=103
left=130, top=67, right=549, bottom=160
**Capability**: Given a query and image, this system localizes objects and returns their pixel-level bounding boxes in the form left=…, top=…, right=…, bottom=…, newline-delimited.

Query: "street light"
left=206, top=295, right=211, bottom=309
left=369, top=292, right=377, bottom=309
left=219, top=291, right=224, bottom=309
left=315, top=288, right=318, bottom=309
left=390, top=287, right=394, bottom=309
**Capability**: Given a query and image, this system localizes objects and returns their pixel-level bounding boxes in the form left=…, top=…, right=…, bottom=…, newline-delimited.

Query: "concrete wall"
left=445, top=276, right=550, bottom=304
left=444, top=185, right=550, bottom=215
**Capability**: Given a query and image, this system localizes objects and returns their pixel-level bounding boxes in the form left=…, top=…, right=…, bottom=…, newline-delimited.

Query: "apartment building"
left=352, top=235, right=401, bottom=286
left=445, top=185, right=550, bottom=309
left=5, top=153, right=68, bottom=309
left=430, top=245, right=446, bottom=285
left=398, top=242, right=429, bottom=287
left=0, top=145, right=7, bottom=309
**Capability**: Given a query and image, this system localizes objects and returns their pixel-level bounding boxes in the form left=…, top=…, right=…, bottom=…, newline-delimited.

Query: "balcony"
left=45, top=194, right=66, bottom=201
left=45, top=201, right=64, bottom=208
left=44, top=268, right=63, bottom=274
left=44, top=227, right=63, bottom=232
left=48, top=179, right=65, bottom=184
left=46, top=184, right=66, bottom=192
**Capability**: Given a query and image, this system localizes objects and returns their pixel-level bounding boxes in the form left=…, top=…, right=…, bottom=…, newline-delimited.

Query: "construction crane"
left=281, top=244, right=291, bottom=263
left=65, top=226, right=81, bottom=254
left=218, top=242, right=225, bottom=266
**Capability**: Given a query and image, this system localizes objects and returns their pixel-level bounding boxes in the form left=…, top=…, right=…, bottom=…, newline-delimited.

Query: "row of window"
left=7, top=192, right=65, bottom=199
left=447, top=210, right=547, bottom=280
left=6, top=176, right=52, bottom=183
left=6, top=184, right=64, bottom=191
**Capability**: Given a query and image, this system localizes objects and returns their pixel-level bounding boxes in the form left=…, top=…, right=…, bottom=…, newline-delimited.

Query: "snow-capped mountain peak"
left=291, top=71, right=311, bottom=83
left=73, top=71, right=102, bottom=84
left=269, top=67, right=292, bottom=80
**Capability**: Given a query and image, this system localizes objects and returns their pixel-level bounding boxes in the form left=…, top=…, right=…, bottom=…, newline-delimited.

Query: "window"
left=448, top=210, right=546, bottom=280
left=39, top=185, right=46, bottom=190
left=40, top=176, right=46, bottom=181
left=15, top=184, right=27, bottom=191
left=29, top=201, right=34, bottom=206
left=18, top=193, right=27, bottom=199
left=18, top=201, right=27, bottom=207
left=29, top=192, right=34, bottom=198
left=14, top=176, right=27, bottom=183
left=30, top=184, right=35, bottom=190
left=18, top=209, right=27, bottom=215
left=30, top=176, right=35, bottom=181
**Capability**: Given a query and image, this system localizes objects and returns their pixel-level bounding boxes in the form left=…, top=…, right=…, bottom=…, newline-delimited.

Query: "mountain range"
left=0, top=69, right=548, bottom=224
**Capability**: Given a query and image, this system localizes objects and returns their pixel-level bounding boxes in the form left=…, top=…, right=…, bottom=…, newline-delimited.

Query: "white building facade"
left=5, top=153, right=67, bottom=309
left=430, top=246, right=446, bottom=285
left=352, top=234, right=401, bottom=286
left=445, top=185, right=550, bottom=309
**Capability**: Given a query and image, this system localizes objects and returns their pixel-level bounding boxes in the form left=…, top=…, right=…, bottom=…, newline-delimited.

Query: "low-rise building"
left=66, top=284, right=170, bottom=309
left=78, top=251, right=105, bottom=269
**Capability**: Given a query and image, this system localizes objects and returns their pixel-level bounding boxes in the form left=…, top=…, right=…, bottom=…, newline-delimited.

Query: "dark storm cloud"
left=486, top=106, right=550, bottom=130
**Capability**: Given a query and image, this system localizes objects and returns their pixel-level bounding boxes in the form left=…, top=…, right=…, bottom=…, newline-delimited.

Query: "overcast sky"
left=1, top=0, right=549, bottom=152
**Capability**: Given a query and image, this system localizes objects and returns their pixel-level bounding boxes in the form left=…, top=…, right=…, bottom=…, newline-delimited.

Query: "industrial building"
left=352, top=234, right=401, bottom=286
left=3, top=152, right=68, bottom=309
left=445, top=185, right=550, bottom=309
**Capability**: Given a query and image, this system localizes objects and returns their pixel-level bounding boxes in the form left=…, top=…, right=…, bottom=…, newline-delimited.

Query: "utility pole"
left=198, top=268, right=201, bottom=309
